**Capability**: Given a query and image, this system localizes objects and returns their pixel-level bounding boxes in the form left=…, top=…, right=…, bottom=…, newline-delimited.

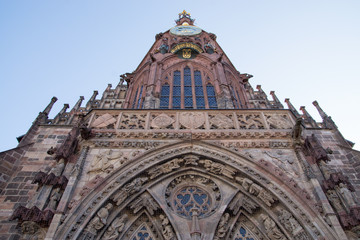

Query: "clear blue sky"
left=1, top=1, right=359, bottom=152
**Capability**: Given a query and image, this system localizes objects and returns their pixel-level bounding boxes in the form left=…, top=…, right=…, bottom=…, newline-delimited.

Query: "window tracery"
left=234, top=226, right=256, bottom=240
left=159, top=65, right=218, bottom=109
left=130, top=224, right=155, bottom=240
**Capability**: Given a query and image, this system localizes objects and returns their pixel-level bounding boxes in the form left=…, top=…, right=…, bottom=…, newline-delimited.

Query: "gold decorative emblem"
left=182, top=49, right=191, bottom=59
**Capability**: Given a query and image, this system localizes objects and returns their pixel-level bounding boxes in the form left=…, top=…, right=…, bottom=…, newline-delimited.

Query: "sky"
left=0, top=1, right=359, bottom=152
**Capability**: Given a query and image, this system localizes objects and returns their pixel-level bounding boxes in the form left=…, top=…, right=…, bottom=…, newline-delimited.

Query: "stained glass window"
left=172, top=71, right=181, bottom=109
left=207, top=84, right=218, bottom=109
left=131, top=224, right=154, bottom=240
left=173, top=186, right=211, bottom=218
left=137, top=85, right=143, bottom=109
left=160, top=84, right=170, bottom=109
left=132, top=87, right=139, bottom=109
left=194, top=71, right=205, bottom=109
left=184, top=67, right=193, bottom=108
left=234, top=227, right=255, bottom=240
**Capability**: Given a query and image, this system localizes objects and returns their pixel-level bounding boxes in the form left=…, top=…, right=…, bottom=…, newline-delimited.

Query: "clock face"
left=170, top=25, right=202, bottom=36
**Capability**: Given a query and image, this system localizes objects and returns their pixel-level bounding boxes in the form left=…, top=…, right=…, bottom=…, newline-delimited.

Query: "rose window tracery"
left=166, top=174, right=221, bottom=219
left=174, top=186, right=211, bottom=218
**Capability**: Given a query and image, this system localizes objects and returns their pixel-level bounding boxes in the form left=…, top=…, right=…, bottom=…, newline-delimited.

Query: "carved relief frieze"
left=209, top=113, right=235, bottom=129
left=91, top=113, right=118, bottom=129
left=214, top=140, right=291, bottom=150
left=235, top=177, right=277, bottom=207
left=150, top=113, right=176, bottom=129
left=118, top=113, right=146, bottom=129
left=111, top=177, right=149, bottom=206
left=237, top=114, right=265, bottom=129
left=265, top=113, right=293, bottom=129
left=179, top=112, right=205, bottom=129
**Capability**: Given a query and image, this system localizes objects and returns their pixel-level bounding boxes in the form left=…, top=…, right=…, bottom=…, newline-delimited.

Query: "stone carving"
left=20, top=221, right=47, bottom=240
left=260, top=214, right=287, bottom=240
left=91, top=113, right=117, bottom=129
left=209, top=113, right=234, bottom=129
left=183, top=154, right=199, bottom=165
left=151, top=113, right=175, bottom=129
left=32, top=172, right=68, bottom=190
left=148, top=158, right=183, bottom=179
left=228, top=193, right=259, bottom=215
left=278, top=209, right=303, bottom=236
left=112, top=177, right=148, bottom=206
left=103, top=214, right=128, bottom=240
left=49, top=159, right=65, bottom=176
left=55, top=127, right=79, bottom=161
left=84, top=203, right=113, bottom=235
left=304, top=134, right=329, bottom=164
left=118, top=113, right=146, bottom=129
left=160, top=214, right=176, bottom=240
left=80, top=122, right=92, bottom=140
left=338, top=183, right=357, bottom=207
left=129, top=193, right=159, bottom=215
left=48, top=187, right=61, bottom=211
left=214, top=213, right=230, bottom=240
left=199, top=159, right=236, bottom=179
left=179, top=112, right=205, bottom=129
left=237, top=114, right=265, bottom=129
left=10, top=206, right=54, bottom=227
left=88, top=150, right=124, bottom=174
left=265, top=114, right=293, bottom=129
left=326, top=190, right=345, bottom=213
left=236, top=177, right=277, bottom=207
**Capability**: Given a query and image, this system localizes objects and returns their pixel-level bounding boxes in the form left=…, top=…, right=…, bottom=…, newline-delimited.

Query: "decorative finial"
left=179, top=10, right=191, bottom=18
left=176, top=10, right=195, bottom=25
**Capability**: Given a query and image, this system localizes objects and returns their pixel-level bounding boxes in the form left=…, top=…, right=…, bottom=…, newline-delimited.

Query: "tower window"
left=172, top=71, right=181, bottom=109
left=207, top=84, right=217, bottom=109
left=160, top=83, right=170, bottom=109
left=161, top=67, right=218, bottom=109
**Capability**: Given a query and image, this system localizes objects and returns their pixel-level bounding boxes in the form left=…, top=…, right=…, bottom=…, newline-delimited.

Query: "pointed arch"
left=56, top=141, right=338, bottom=240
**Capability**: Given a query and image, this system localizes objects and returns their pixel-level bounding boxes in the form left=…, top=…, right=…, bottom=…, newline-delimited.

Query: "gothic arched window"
left=206, top=84, right=218, bottom=109
left=161, top=67, right=218, bottom=109
left=137, top=85, right=144, bottom=109
left=172, top=70, right=181, bottom=109
left=160, top=83, right=170, bottom=109
left=132, top=87, right=139, bottom=109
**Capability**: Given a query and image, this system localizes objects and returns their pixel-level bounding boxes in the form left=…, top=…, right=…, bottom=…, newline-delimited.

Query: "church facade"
left=1, top=11, right=360, bottom=240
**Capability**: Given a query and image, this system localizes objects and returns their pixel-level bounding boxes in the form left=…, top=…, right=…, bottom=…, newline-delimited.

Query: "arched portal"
left=55, top=142, right=337, bottom=240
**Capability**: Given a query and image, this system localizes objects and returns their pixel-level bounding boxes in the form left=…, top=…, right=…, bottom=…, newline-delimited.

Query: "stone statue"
left=86, top=203, right=113, bottom=234
left=103, top=214, right=128, bottom=239
left=278, top=209, right=302, bottom=235
left=260, top=214, right=286, bottom=240
left=200, top=159, right=235, bottom=178
left=160, top=214, right=175, bottom=240
left=215, top=213, right=230, bottom=239
left=50, top=159, right=65, bottom=176
left=326, top=190, right=345, bottom=213
left=338, top=183, right=357, bottom=207
left=48, top=187, right=61, bottom=211
left=148, top=158, right=183, bottom=179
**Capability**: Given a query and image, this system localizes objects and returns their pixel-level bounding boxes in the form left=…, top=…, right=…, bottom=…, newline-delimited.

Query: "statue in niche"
left=88, top=150, right=123, bottom=174
left=260, top=214, right=287, bottom=240
left=214, top=213, right=230, bottom=240
left=338, top=183, right=357, bottom=207
left=103, top=214, right=128, bottom=239
left=50, top=159, right=65, bottom=176
left=326, top=190, right=345, bottom=213
left=318, top=160, right=331, bottom=179
left=160, top=214, right=175, bottom=240
left=48, top=187, right=61, bottom=211
left=85, top=203, right=113, bottom=234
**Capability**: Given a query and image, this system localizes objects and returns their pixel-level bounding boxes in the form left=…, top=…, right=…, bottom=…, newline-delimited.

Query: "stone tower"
left=1, top=11, right=360, bottom=240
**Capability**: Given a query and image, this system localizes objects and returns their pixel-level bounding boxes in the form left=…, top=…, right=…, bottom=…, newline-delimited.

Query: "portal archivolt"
left=56, top=142, right=337, bottom=240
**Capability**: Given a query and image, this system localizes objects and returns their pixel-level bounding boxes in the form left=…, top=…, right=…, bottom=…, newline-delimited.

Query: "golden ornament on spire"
left=179, top=10, right=191, bottom=18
